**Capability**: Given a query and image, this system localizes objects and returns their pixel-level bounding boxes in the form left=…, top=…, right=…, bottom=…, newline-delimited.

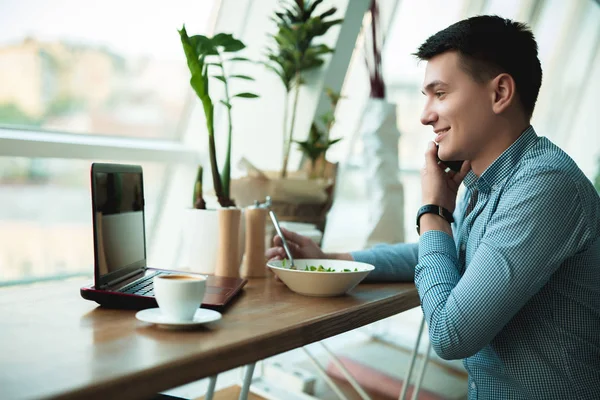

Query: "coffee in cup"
left=154, top=274, right=206, bottom=321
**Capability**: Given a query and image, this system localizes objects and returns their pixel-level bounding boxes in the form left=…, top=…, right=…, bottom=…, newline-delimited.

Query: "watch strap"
left=416, top=204, right=454, bottom=234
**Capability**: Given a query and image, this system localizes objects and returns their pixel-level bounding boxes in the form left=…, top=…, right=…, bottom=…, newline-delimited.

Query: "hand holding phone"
left=436, top=144, right=464, bottom=172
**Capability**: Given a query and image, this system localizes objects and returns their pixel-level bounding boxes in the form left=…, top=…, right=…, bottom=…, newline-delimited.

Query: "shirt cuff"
left=350, top=249, right=374, bottom=265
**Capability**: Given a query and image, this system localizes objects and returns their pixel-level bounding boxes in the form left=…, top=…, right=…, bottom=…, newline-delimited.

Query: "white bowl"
left=266, top=259, right=375, bottom=297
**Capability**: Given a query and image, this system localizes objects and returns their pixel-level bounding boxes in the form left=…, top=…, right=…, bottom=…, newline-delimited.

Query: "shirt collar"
left=463, top=125, right=538, bottom=191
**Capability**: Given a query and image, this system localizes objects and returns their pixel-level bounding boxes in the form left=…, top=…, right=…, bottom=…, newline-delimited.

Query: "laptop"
left=80, top=163, right=247, bottom=311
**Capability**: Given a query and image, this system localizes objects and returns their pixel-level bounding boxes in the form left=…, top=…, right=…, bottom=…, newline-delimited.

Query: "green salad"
left=282, top=259, right=358, bottom=272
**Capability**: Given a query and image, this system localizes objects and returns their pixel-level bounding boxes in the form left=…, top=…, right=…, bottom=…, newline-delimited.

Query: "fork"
left=268, top=209, right=296, bottom=270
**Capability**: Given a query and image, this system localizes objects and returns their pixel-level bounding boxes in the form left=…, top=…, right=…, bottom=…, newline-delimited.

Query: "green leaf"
left=320, top=110, right=334, bottom=126
left=179, top=26, right=203, bottom=77
left=212, top=75, right=227, bottom=83
left=318, top=7, right=337, bottom=20
left=295, top=140, right=325, bottom=161
left=230, top=74, right=255, bottom=81
left=299, top=57, right=325, bottom=71
left=189, top=74, right=207, bottom=100
left=224, top=40, right=246, bottom=52
left=220, top=100, right=232, bottom=109
left=306, top=44, right=334, bottom=56
left=190, top=34, right=218, bottom=56
left=212, top=33, right=234, bottom=45
left=206, top=62, right=223, bottom=67
left=233, top=92, right=259, bottom=98
left=212, top=33, right=246, bottom=52
left=318, top=18, right=344, bottom=35
left=227, top=56, right=252, bottom=62
left=190, top=74, right=214, bottom=132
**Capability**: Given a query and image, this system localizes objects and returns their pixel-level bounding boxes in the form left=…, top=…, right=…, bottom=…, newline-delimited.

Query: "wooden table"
left=0, top=276, right=419, bottom=400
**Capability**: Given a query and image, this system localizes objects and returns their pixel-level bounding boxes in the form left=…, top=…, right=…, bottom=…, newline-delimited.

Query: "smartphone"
left=436, top=144, right=464, bottom=172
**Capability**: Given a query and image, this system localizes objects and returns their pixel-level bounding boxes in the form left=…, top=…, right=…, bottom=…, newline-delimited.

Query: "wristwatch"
left=416, top=204, right=454, bottom=234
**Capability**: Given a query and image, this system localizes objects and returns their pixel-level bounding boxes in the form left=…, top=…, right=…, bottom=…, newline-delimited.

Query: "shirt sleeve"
left=415, top=167, right=592, bottom=360
left=351, top=242, right=418, bottom=282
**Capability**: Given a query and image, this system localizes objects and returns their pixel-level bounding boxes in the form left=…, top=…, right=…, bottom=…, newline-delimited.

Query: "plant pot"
left=230, top=161, right=339, bottom=234
left=360, top=98, right=405, bottom=246
left=180, top=208, right=245, bottom=276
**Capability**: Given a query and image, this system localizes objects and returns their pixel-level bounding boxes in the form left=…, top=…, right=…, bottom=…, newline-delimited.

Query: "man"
left=266, top=15, right=600, bottom=399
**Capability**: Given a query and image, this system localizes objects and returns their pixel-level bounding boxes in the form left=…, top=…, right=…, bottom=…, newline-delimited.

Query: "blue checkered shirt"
left=352, top=126, right=600, bottom=399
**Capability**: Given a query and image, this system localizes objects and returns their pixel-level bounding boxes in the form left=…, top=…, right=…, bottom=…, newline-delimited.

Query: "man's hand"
left=421, top=141, right=471, bottom=213
left=265, top=228, right=327, bottom=283
left=265, top=227, right=326, bottom=262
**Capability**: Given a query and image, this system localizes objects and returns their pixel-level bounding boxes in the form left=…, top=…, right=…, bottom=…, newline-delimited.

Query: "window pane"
left=0, top=157, right=165, bottom=284
left=383, top=0, right=467, bottom=84
left=382, top=0, right=469, bottom=170
left=0, top=0, right=215, bottom=139
left=533, top=0, right=572, bottom=67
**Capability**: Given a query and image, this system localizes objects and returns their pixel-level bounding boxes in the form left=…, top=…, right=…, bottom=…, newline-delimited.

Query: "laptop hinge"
left=104, top=267, right=146, bottom=289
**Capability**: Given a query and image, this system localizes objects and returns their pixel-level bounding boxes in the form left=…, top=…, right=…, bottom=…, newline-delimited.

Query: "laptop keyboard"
left=118, top=271, right=173, bottom=296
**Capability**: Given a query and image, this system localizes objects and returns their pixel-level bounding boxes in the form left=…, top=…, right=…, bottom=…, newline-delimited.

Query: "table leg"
left=238, top=363, right=256, bottom=400
left=398, top=315, right=426, bottom=400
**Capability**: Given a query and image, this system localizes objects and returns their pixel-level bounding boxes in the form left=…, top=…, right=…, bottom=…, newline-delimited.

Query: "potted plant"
left=295, top=87, right=342, bottom=179
left=229, top=1, right=344, bottom=234
left=179, top=26, right=258, bottom=208
left=178, top=26, right=258, bottom=276
left=264, top=0, right=343, bottom=178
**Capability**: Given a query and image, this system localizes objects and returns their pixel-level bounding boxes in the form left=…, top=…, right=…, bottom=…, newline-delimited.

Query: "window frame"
left=0, top=126, right=201, bottom=164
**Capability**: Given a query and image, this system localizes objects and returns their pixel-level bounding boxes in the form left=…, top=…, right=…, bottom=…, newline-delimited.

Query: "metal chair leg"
left=411, top=342, right=431, bottom=400
left=238, top=363, right=256, bottom=400
left=205, top=375, right=217, bottom=400
left=303, top=347, right=350, bottom=400
left=320, top=342, right=372, bottom=400
left=398, top=315, right=426, bottom=400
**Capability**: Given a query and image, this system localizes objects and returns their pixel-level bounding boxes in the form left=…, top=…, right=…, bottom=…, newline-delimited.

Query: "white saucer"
left=135, top=308, right=222, bottom=329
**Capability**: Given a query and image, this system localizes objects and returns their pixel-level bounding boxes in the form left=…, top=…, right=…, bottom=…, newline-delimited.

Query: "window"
left=0, top=1, right=216, bottom=285
left=0, top=0, right=216, bottom=139
left=0, top=157, right=166, bottom=284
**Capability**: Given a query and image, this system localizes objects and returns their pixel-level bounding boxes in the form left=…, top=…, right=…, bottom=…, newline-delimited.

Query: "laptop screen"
left=91, top=164, right=147, bottom=286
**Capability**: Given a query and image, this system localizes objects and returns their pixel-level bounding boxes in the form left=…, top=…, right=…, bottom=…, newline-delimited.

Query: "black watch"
left=416, top=204, right=454, bottom=235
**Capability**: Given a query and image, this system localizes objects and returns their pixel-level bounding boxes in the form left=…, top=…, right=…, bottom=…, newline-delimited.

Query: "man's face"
left=420, top=51, right=495, bottom=162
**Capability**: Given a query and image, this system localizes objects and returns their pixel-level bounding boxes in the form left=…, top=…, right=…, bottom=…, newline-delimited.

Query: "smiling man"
left=266, top=15, right=600, bottom=399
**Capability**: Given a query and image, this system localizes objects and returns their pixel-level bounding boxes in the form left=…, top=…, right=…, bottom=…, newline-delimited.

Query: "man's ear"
left=490, top=73, right=516, bottom=114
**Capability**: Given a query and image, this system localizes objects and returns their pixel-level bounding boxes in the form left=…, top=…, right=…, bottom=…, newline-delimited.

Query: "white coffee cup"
left=154, top=274, right=206, bottom=321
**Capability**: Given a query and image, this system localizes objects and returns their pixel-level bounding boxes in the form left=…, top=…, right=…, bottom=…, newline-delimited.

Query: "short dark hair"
left=415, top=15, right=542, bottom=119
